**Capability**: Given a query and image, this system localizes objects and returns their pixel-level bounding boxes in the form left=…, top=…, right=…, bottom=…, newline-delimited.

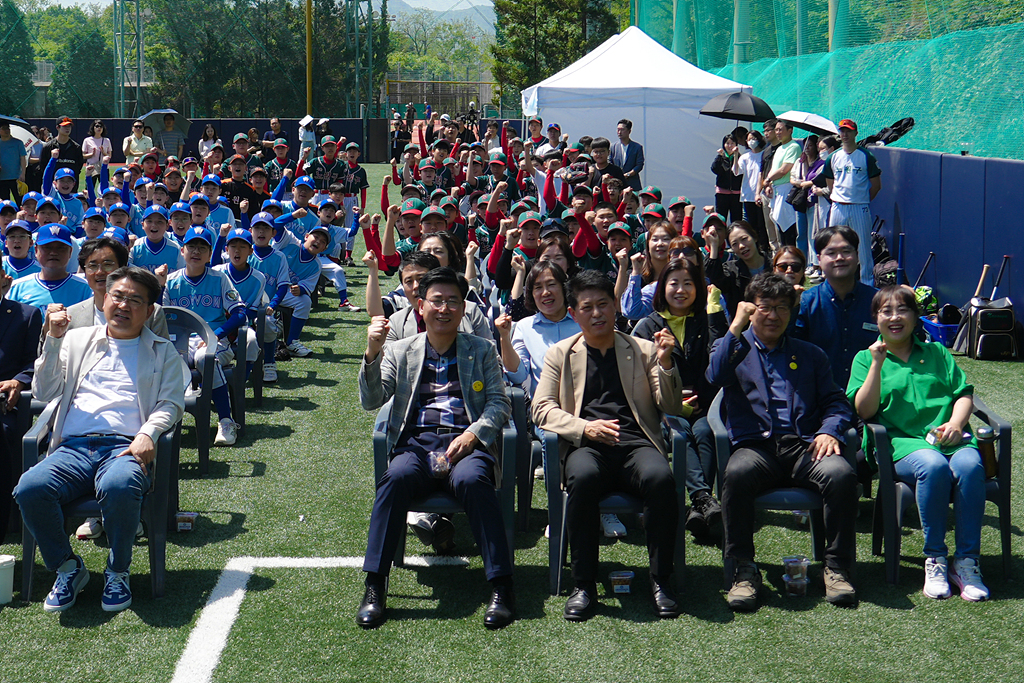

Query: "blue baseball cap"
left=169, top=201, right=191, bottom=216
left=143, top=205, right=169, bottom=221
left=293, top=175, right=315, bottom=190
left=21, top=191, right=44, bottom=205
left=152, top=183, right=169, bottom=193
left=133, top=177, right=151, bottom=189
left=226, top=228, right=253, bottom=245
left=316, top=198, right=339, bottom=211
left=101, top=186, right=121, bottom=197
left=183, top=226, right=213, bottom=246
left=34, top=223, right=73, bottom=247
left=101, top=226, right=130, bottom=246
left=250, top=211, right=276, bottom=229
left=0, top=199, right=17, bottom=213
left=83, top=207, right=107, bottom=221
left=308, top=224, right=331, bottom=239
left=188, top=194, right=211, bottom=207
left=35, top=196, right=62, bottom=214
left=53, top=168, right=75, bottom=181
left=108, top=202, right=131, bottom=215
left=112, top=166, right=129, bottom=177
left=4, top=219, right=31, bottom=235
left=261, top=199, right=283, bottom=212
left=201, top=174, right=222, bottom=186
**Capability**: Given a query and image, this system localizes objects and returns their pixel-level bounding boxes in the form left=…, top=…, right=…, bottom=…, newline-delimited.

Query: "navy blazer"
left=705, top=328, right=852, bottom=446
left=0, top=296, right=42, bottom=388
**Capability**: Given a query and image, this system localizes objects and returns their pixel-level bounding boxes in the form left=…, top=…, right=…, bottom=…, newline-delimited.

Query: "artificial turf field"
left=1, top=164, right=1022, bottom=682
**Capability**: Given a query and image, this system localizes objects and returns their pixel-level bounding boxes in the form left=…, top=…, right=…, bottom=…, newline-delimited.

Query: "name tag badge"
left=863, top=322, right=879, bottom=332
left=472, top=380, right=484, bottom=392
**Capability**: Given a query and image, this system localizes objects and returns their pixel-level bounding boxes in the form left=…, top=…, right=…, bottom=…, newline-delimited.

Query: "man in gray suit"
left=356, top=267, right=514, bottom=630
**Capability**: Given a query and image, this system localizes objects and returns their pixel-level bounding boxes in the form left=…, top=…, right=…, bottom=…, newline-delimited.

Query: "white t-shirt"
left=61, top=336, right=144, bottom=438
left=737, top=149, right=764, bottom=203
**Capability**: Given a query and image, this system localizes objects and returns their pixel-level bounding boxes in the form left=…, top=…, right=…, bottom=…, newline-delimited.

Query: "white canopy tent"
left=522, top=26, right=752, bottom=216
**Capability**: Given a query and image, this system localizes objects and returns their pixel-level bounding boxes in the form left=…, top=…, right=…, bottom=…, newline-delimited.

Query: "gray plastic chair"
left=225, top=308, right=266, bottom=435
left=163, top=306, right=216, bottom=475
left=20, top=400, right=182, bottom=600
left=868, top=395, right=1012, bottom=584
left=544, top=429, right=688, bottom=595
left=707, top=390, right=858, bottom=588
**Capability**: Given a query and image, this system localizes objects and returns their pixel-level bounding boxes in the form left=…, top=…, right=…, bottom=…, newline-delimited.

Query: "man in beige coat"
left=15, top=266, right=183, bottom=614
left=532, top=270, right=683, bottom=621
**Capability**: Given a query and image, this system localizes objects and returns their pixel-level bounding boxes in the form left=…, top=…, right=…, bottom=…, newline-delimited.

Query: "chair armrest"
left=707, top=391, right=732, bottom=499
left=372, top=431, right=388, bottom=484
left=21, top=399, right=59, bottom=473
left=150, top=422, right=181, bottom=497
left=842, top=427, right=859, bottom=469
left=864, top=421, right=895, bottom=487
left=972, top=395, right=1011, bottom=481
left=500, top=426, right=517, bottom=493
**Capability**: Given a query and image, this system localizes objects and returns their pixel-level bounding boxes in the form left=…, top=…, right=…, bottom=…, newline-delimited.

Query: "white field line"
left=169, top=555, right=470, bottom=683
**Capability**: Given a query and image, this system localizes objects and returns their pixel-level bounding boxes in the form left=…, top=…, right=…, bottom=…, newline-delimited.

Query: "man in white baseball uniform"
left=822, top=119, right=882, bottom=286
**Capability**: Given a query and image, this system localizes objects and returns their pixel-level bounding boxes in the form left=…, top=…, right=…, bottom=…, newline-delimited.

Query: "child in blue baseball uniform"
left=8, top=224, right=92, bottom=312
left=311, top=198, right=360, bottom=312
left=2, top=220, right=40, bottom=280
left=130, top=206, right=184, bottom=275
left=213, top=227, right=265, bottom=383
left=247, top=212, right=290, bottom=382
left=200, top=175, right=237, bottom=235
left=278, top=225, right=330, bottom=357
left=41, top=154, right=84, bottom=234
left=186, top=194, right=226, bottom=263
left=168, top=201, right=192, bottom=243
left=163, top=227, right=246, bottom=446
left=272, top=172, right=318, bottom=240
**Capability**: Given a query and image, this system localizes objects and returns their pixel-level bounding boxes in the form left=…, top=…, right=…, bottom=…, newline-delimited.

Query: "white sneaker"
left=75, top=517, right=103, bottom=540
left=286, top=340, right=312, bottom=357
left=263, top=363, right=278, bottom=382
left=338, top=301, right=361, bottom=312
left=950, top=557, right=990, bottom=602
left=533, top=465, right=544, bottom=480
left=215, top=418, right=237, bottom=446
left=600, top=513, right=627, bottom=538
left=923, top=556, right=951, bottom=599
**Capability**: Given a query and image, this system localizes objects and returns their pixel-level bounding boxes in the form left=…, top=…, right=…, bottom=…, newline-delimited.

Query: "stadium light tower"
left=113, top=0, right=147, bottom=117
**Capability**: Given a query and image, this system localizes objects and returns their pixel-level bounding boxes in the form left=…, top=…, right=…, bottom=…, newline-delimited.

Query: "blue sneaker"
left=101, top=570, right=133, bottom=612
left=43, top=555, right=89, bottom=612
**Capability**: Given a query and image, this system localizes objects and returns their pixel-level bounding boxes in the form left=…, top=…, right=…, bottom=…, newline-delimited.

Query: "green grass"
left=2, top=165, right=1022, bottom=682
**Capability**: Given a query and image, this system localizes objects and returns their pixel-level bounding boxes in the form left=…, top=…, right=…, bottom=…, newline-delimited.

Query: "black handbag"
left=785, top=184, right=810, bottom=212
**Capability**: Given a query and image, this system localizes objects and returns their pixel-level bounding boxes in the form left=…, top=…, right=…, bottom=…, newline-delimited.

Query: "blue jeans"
left=893, top=447, right=985, bottom=560
left=664, top=415, right=715, bottom=498
left=14, top=435, right=150, bottom=574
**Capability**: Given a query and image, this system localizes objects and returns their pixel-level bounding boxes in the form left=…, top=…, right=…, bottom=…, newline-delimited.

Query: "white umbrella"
left=777, top=110, right=840, bottom=137
left=9, top=125, right=39, bottom=156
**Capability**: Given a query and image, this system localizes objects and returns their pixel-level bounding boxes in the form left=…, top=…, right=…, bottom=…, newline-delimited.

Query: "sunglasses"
left=670, top=247, right=696, bottom=259
left=775, top=262, right=802, bottom=273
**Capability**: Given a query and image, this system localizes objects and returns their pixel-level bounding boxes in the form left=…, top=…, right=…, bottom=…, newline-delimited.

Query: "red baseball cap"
left=838, top=119, right=858, bottom=133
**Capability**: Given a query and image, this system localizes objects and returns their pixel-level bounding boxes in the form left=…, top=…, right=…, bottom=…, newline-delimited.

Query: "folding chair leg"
left=22, top=531, right=36, bottom=600
left=809, top=509, right=825, bottom=562
left=394, top=527, right=408, bottom=568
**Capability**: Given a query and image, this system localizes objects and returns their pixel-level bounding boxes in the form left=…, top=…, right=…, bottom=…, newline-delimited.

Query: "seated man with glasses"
left=356, top=267, right=514, bottom=630
left=15, top=266, right=184, bottom=613
left=707, top=272, right=857, bottom=612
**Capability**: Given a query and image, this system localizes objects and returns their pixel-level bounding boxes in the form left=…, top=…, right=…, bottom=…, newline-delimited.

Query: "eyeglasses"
left=85, top=259, right=119, bottom=273
left=425, top=297, right=463, bottom=311
left=109, top=292, right=147, bottom=308
left=755, top=303, right=791, bottom=316
left=133, top=124, right=143, bottom=129
left=878, top=306, right=914, bottom=319
left=821, top=247, right=856, bottom=259
left=670, top=247, right=696, bottom=259
left=775, top=262, right=802, bottom=273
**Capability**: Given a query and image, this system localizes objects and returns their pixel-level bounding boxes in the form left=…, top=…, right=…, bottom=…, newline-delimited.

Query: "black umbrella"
left=699, top=92, right=775, bottom=123
left=0, top=114, right=33, bottom=131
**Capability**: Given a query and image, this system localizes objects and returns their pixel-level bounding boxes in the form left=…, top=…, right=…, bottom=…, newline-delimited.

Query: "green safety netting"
left=634, top=0, right=1024, bottom=159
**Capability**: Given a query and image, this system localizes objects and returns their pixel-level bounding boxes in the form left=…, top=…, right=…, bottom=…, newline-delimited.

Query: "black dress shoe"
left=356, top=582, right=387, bottom=629
left=431, top=515, right=456, bottom=554
left=564, top=586, right=598, bottom=622
left=483, top=585, right=516, bottom=629
left=650, top=576, right=680, bottom=618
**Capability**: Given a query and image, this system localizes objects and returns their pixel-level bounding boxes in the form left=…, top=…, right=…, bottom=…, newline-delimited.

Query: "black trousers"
left=721, top=435, right=857, bottom=570
left=742, top=201, right=770, bottom=255
left=0, top=179, right=21, bottom=204
left=564, top=443, right=678, bottom=583
left=715, top=193, right=742, bottom=225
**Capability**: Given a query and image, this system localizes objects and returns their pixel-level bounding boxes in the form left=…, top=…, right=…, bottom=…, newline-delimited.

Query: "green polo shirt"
left=847, top=338, right=976, bottom=462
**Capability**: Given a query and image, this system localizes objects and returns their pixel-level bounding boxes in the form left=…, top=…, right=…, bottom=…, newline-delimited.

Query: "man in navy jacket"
left=0, top=286, right=42, bottom=536
left=707, top=273, right=856, bottom=612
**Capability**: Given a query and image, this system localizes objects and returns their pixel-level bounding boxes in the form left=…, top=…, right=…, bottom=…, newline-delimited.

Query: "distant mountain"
left=380, top=0, right=495, bottom=35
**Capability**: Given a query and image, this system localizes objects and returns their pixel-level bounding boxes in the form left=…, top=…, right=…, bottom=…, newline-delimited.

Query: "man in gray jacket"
left=356, top=267, right=514, bottom=630
left=15, top=266, right=184, bottom=613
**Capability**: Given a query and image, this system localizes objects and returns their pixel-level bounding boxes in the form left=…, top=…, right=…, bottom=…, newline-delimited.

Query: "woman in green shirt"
left=848, top=286, right=988, bottom=601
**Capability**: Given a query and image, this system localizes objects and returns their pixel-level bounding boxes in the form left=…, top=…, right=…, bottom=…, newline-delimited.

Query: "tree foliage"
left=490, top=0, right=615, bottom=107
left=389, top=11, right=493, bottom=82
left=48, top=28, right=114, bottom=117
left=0, top=0, right=35, bottom=114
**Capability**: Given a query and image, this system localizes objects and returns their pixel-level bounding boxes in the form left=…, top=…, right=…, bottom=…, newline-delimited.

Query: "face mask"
left=748, top=141, right=759, bottom=150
